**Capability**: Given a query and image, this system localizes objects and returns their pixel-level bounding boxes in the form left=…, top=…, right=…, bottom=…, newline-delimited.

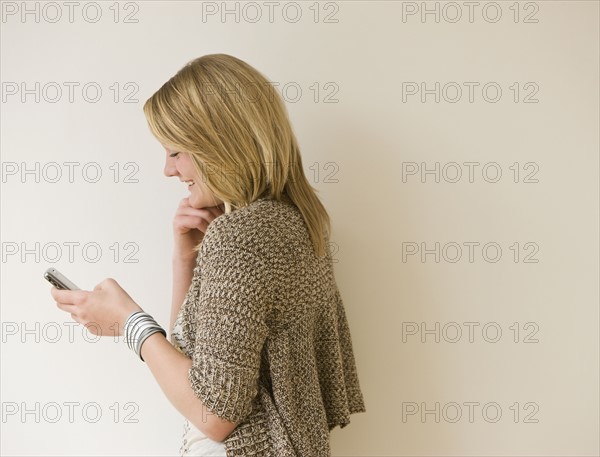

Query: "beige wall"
left=1, top=1, right=598, bottom=455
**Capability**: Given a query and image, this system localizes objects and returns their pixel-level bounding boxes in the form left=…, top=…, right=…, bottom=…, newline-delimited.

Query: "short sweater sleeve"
left=187, top=223, right=273, bottom=424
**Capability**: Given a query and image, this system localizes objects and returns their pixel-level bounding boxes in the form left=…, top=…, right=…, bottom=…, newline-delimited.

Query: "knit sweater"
left=169, top=196, right=366, bottom=456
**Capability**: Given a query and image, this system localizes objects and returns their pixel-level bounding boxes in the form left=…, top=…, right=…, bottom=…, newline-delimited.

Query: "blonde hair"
left=143, top=53, right=331, bottom=258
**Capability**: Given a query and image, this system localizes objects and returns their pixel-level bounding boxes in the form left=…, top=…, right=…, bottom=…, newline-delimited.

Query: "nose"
left=163, top=153, right=179, bottom=178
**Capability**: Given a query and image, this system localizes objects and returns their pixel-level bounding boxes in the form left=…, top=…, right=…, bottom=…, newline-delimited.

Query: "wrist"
left=139, top=331, right=166, bottom=362
left=123, top=311, right=166, bottom=361
left=121, top=307, right=143, bottom=336
left=172, top=253, right=198, bottom=266
left=173, top=235, right=204, bottom=256
left=172, top=242, right=200, bottom=263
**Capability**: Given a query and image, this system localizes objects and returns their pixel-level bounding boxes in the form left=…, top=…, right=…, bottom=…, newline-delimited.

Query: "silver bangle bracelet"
left=124, top=311, right=146, bottom=350
left=127, top=314, right=158, bottom=349
left=123, top=311, right=166, bottom=361
left=130, top=317, right=155, bottom=349
left=136, top=327, right=165, bottom=362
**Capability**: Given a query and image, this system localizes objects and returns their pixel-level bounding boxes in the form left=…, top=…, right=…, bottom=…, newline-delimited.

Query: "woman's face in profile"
left=163, top=146, right=224, bottom=210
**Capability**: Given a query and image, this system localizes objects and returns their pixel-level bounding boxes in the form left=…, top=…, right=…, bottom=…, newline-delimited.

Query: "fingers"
left=50, top=286, right=87, bottom=305
left=178, top=197, right=224, bottom=217
left=175, top=198, right=224, bottom=237
left=200, top=206, right=219, bottom=219
left=175, top=215, right=210, bottom=233
left=177, top=205, right=216, bottom=218
left=175, top=207, right=222, bottom=230
left=51, top=287, right=80, bottom=322
left=56, top=301, right=78, bottom=314
left=206, top=204, right=226, bottom=217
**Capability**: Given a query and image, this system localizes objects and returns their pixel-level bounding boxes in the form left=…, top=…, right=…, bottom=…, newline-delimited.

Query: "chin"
left=190, top=195, right=208, bottom=209
left=188, top=195, right=200, bottom=208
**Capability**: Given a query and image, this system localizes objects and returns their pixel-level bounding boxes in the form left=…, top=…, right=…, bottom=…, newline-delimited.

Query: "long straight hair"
left=143, top=54, right=331, bottom=257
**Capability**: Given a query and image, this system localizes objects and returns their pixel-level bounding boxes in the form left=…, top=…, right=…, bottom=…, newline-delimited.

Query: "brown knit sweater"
left=170, top=196, right=366, bottom=456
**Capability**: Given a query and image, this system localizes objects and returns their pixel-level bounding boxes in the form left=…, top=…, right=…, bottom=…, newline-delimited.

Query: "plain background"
left=1, top=1, right=598, bottom=455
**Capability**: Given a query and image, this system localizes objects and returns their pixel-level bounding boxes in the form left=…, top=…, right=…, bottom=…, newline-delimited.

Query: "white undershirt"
left=171, top=315, right=227, bottom=457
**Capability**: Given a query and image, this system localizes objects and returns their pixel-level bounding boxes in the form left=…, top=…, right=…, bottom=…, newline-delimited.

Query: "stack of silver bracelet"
left=123, top=311, right=166, bottom=362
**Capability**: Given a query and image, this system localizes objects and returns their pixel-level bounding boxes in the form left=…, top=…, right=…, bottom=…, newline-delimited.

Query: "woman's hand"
left=51, top=278, right=143, bottom=337
left=173, top=197, right=225, bottom=262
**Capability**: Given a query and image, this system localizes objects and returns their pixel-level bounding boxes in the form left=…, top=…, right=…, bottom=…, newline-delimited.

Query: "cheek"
left=178, top=154, right=194, bottom=175
left=186, top=162, right=196, bottom=177
left=192, top=183, right=202, bottom=197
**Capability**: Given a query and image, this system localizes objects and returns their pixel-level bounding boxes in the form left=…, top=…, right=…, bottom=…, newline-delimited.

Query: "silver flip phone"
left=44, top=268, right=80, bottom=290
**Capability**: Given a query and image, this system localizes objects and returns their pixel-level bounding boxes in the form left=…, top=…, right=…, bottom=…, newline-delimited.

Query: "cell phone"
left=44, top=268, right=80, bottom=290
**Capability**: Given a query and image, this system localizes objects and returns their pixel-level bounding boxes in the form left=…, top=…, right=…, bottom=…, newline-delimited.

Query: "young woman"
left=50, top=53, right=366, bottom=456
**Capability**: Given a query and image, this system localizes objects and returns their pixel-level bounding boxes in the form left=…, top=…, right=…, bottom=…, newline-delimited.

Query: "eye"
left=169, top=152, right=180, bottom=158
